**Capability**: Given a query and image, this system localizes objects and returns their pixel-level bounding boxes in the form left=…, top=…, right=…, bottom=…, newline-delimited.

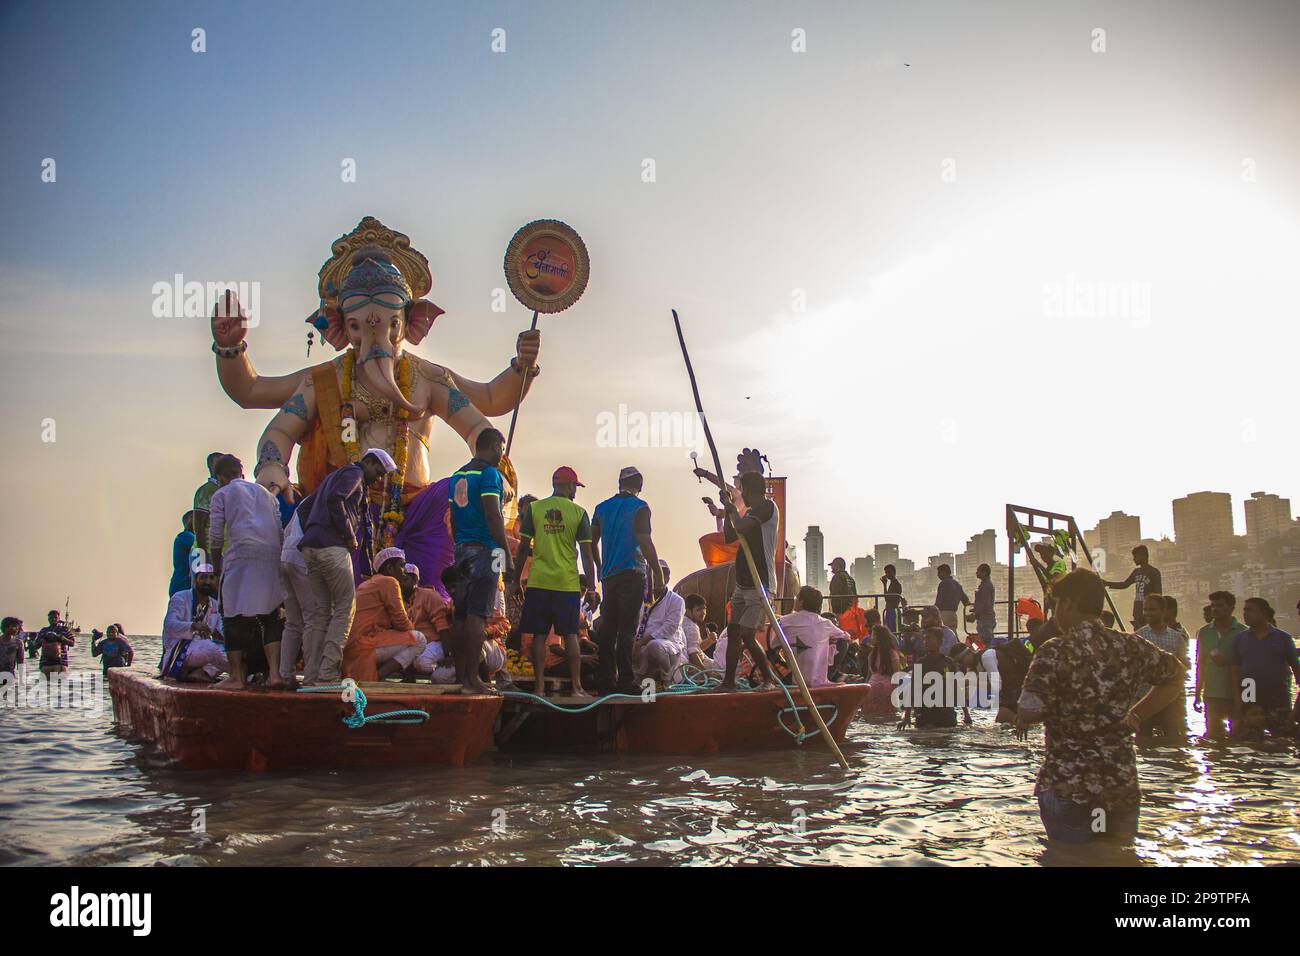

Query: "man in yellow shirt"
left=509, top=467, right=599, bottom=698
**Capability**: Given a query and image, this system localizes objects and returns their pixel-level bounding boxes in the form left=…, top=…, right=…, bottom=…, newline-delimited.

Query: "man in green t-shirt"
left=509, top=466, right=599, bottom=699
left=191, top=451, right=227, bottom=560
left=1195, top=590, right=1246, bottom=739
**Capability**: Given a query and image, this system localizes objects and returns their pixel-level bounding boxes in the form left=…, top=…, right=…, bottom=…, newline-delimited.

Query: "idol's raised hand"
left=211, top=290, right=249, bottom=348
left=516, top=328, right=541, bottom=367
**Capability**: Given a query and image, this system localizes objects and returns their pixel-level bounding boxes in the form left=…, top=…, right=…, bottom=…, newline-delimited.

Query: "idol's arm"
left=210, top=290, right=304, bottom=409
left=253, top=374, right=316, bottom=493
left=446, top=329, right=541, bottom=416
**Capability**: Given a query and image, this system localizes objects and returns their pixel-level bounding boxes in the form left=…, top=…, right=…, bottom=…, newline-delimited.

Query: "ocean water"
left=1, top=635, right=1296, bottom=866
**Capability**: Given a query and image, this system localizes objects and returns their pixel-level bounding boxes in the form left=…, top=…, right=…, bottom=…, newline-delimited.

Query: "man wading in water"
left=1016, top=569, right=1185, bottom=843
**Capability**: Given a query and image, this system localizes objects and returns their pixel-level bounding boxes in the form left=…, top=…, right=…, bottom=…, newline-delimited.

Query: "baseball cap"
left=618, top=466, right=642, bottom=482
left=828, top=556, right=846, bottom=568
left=553, top=466, right=585, bottom=487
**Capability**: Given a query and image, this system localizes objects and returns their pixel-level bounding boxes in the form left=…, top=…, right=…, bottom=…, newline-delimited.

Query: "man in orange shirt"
left=342, top=548, right=427, bottom=682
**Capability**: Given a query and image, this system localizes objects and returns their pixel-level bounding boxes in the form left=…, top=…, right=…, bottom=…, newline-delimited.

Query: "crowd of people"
left=0, top=611, right=135, bottom=681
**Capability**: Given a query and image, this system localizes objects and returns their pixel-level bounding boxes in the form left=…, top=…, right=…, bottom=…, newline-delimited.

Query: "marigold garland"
left=340, top=350, right=413, bottom=548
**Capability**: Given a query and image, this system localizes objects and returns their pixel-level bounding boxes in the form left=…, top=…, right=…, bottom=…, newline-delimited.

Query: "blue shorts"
left=452, top=543, right=500, bottom=622
left=520, top=587, right=581, bottom=637
left=1037, top=789, right=1139, bottom=843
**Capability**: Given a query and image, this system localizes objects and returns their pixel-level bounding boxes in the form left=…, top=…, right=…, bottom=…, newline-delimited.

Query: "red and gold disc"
left=503, top=219, right=590, bottom=314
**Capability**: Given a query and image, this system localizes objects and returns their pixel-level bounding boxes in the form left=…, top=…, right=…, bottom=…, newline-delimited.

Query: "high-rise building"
left=1245, top=492, right=1292, bottom=551
left=804, top=526, right=826, bottom=590
left=874, top=543, right=899, bottom=569
left=1095, top=511, right=1141, bottom=561
left=851, top=556, right=874, bottom=590
left=1172, top=492, right=1234, bottom=564
left=957, top=529, right=997, bottom=578
left=928, top=552, right=955, bottom=571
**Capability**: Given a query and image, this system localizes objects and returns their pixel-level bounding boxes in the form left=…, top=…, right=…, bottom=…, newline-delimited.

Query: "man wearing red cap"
left=509, top=466, right=599, bottom=698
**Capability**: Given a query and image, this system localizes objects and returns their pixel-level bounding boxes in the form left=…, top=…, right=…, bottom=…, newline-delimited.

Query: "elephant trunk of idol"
left=355, top=336, right=423, bottom=415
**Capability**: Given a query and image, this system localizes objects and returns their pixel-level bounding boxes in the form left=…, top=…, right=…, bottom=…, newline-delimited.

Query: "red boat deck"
left=497, top=682, right=868, bottom=755
left=108, top=669, right=502, bottom=771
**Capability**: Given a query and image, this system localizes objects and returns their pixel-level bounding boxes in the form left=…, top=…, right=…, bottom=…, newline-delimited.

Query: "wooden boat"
left=107, top=669, right=502, bottom=771
left=496, top=682, right=868, bottom=755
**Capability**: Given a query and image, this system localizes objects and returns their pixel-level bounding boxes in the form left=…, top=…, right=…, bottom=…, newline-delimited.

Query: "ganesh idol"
left=209, top=216, right=539, bottom=592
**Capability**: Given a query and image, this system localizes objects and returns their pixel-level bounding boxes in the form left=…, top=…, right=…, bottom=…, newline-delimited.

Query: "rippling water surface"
left=2, top=636, right=1297, bottom=866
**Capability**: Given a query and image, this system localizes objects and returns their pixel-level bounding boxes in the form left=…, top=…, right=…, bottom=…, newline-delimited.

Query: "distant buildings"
left=851, top=556, right=874, bottom=591
left=1245, top=492, right=1292, bottom=552
left=874, top=543, right=899, bottom=568
left=1095, top=511, right=1141, bottom=561
left=804, top=526, right=825, bottom=590
left=1173, top=492, right=1234, bottom=565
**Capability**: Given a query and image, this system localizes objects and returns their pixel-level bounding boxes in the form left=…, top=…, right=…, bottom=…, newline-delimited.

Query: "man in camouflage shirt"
left=1016, top=569, right=1185, bottom=843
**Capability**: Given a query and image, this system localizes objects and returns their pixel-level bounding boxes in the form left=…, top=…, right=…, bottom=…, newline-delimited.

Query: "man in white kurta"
left=161, top=566, right=228, bottom=681
left=633, top=562, right=687, bottom=685
left=208, top=456, right=287, bottom=689
left=777, top=586, right=849, bottom=688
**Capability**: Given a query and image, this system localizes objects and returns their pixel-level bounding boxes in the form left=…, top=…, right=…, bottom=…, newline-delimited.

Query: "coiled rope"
left=297, top=683, right=429, bottom=728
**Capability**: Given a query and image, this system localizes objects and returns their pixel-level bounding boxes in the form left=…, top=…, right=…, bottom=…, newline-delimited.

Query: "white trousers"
left=374, top=632, right=427, bottom=669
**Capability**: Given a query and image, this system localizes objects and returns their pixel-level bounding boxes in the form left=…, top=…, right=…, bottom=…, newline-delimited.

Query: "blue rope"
left=297, top=683, right=429, bottom=728
left=777, top=702, right=839, bottom=744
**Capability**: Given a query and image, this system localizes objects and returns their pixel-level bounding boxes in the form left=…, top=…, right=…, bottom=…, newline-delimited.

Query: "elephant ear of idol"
left=306, top=216, right=442, bottom=349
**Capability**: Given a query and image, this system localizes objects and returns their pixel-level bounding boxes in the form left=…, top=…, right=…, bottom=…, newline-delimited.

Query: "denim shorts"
left=1037, top=789, right=1139, bottom=843
left=453, top=543, right=500, bottom=622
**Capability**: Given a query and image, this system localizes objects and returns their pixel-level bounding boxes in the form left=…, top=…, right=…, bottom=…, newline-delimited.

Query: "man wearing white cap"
left=160, top=564, right=229, bottom=682
left=298, top=449, right=394, bottom=684
left=404, top=564, right=457, bottom=682
left=590, top=466, right=664, bottom=694
left=342, top=547, right=427, bottom=682
left=208, top=454, right=286, bottom=690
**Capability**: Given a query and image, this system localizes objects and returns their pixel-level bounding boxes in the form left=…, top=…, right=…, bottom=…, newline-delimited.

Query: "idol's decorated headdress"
left=307, top=216, right=443, bottom=349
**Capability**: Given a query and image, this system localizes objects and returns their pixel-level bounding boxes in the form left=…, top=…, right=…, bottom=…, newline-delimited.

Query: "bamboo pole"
left=671, top=309, right=852, bottom=771
left=503, top=310, right=539, bottom=458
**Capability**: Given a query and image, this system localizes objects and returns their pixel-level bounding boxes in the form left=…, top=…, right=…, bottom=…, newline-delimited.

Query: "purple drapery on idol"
left=352, top=478, right=454, bottom=600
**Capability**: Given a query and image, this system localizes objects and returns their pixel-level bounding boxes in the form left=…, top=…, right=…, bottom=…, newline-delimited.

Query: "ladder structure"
left=1005, top=503, right=1127, bottom=639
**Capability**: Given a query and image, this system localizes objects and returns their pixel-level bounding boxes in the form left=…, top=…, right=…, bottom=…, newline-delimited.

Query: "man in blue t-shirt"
left=448, top=427, right=512, bottom=696
left=1227, top=597, right=1299, bottom=736
left=591, top=466, right=663, bottom=694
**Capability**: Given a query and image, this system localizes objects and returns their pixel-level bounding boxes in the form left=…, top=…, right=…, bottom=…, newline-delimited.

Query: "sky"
left=1, top=0, right=1298, bottom=631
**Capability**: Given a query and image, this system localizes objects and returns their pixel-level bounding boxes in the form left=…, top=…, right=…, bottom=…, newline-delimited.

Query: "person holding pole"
left=717, top=471, right=781, bottom=691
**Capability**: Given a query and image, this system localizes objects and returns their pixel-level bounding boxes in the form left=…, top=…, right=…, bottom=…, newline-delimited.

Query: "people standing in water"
left=208, top=454, right=287, bottom=690
left=591, top=466, right=664, bottom=695
left=1134, top=593, right=1190, bottom=737
left=0, top=617, right=26, bottom=682
left=36, top=610, right=76, bottom=676
left=1195, top=590, right=1244, bottom=739
left=91, top=624, right=134, bottom=673
left=511, top=466, right=599, bottom=699
left=298, top=448, right=394, bottom=685
left=1224, top=597, right=1299, bottom=737
left=1016, top=569, right=1185, bottom=844
left=862, top=624, right=901, bottom=718
left=1104, top=545, right=1162, bottom=629
left=170, top=511, right=196, bottom=597
left=448, top=428, right=512, bottom=696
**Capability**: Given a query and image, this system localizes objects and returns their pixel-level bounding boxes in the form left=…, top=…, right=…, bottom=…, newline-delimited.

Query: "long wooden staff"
left=671, top=309, right=852, bottom=771
left=503, top=310, right=539, bottom=458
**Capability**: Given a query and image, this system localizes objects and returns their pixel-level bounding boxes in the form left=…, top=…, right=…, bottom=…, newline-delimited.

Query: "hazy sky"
left=2, top=0, right=1298, bottom=631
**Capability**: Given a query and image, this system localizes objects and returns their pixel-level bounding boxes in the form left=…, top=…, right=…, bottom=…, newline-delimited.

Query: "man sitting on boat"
left=632, top=561, right=687, bottom=687
left=777, top=586, right=849, bottom=688
left=405, top=564, right=457, bottom=682
left=160, top=564, right=228, bottom=682
left=342, top=547, right=428, bottom=682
